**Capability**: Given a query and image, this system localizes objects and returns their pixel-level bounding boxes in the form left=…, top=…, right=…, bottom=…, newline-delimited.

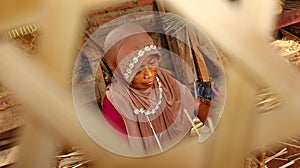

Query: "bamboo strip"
left=279, top=157, right=300, bottom=168
left=184, top=109, right=200, bottom=137
left=279, top=141, right=300, bottom=149
left=0, top=145, right=19, bottom=167
left=188, top=27, right=210, bottom=82
left=273, top=158, right=288, bottom=161
left=265, top=148, right=287, bottom=164
left=286, top=152, right=300, bottom=159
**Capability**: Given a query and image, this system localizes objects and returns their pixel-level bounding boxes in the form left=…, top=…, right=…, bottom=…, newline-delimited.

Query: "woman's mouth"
left=145, top=80, right=155, bottom=86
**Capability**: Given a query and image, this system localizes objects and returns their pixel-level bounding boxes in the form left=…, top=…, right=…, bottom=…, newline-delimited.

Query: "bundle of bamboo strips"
left=55, top=150, right=92, bottom=168
left=246, top=136, right=300, bottom=168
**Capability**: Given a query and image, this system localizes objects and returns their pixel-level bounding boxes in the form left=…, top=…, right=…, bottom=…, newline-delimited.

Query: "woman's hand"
left=196, top=82, right=213, bottom=100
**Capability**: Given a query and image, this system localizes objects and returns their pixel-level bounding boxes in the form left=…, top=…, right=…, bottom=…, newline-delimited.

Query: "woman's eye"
left=136, top=70, right=142, bottom=75
left=138, top=65, right=145, bottom=71
left=148, top=59, right=157, bottom=65
left=149, top=61, right=155, bottom=65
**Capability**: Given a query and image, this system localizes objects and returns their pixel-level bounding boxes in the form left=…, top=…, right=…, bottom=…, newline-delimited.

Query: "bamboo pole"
left=14, top=120, right=57, bottom=168
left=240, top=0, right=277, bottom=38
left=210, top=66, right=257, bottom=167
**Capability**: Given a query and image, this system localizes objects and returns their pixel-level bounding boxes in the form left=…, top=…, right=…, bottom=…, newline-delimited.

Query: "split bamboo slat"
left=156, top=1, right=210, bottom=83
left=0, top=0, right=300, bottom=167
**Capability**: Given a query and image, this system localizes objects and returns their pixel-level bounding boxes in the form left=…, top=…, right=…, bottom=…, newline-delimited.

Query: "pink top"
left=102, top=96, right=127, bottom=135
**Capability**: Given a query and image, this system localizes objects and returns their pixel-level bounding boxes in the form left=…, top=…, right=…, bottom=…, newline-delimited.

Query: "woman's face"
left=131, top=55, right=159, bottom=90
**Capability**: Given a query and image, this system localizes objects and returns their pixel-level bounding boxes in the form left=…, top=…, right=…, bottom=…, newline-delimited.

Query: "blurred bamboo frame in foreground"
left=1, top=0, right=300, bottom=167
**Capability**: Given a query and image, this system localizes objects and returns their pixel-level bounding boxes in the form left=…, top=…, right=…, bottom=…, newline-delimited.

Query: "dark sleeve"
left=102, top=96, right=127, bottom=135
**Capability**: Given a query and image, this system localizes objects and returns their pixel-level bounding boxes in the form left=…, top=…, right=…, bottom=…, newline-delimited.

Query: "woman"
left=102, top=23, right=210, bottom=155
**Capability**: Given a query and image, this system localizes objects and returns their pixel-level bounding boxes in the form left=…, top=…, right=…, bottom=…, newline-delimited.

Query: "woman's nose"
left=143, top=67, right=154, bottom=79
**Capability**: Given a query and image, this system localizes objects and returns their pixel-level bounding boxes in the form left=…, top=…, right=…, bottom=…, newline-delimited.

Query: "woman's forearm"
left=194, top=98, right=210, bottom=123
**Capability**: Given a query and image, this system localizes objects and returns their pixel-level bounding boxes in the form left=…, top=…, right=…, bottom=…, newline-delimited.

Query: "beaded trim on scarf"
left=133, top=76, right=163, bottom=115
left=123, top=44, right=157, bottom=81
